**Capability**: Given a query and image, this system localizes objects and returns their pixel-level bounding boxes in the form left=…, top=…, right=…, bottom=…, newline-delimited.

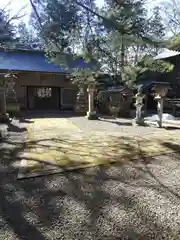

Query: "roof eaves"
left=154, top=49, right=180, bottom=60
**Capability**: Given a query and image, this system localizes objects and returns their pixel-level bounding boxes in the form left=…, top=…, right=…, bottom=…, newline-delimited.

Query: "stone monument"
left=133, top=86, right=145, bottom=126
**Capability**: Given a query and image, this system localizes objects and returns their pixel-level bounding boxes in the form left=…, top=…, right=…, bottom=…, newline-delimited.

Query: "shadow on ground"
left=99, top=118, right=132, bottom=126
left=1, top=122, right=180, bottom=239
left=19, top=118, right=35, bottom=124
left=15, top=131, right=174, bottom=179
left=7, top=122, right=27, bottom=133
left=20, top=111, right=85, bottom=120
left=162, top=141, right=180, bottom=153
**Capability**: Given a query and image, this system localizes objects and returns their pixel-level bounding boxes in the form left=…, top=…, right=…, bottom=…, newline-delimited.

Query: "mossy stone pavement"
left=17, top=117, right=180, bottom=179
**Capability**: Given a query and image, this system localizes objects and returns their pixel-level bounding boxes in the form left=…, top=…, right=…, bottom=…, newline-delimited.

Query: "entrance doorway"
left=27, top=86, right=60, bottom=110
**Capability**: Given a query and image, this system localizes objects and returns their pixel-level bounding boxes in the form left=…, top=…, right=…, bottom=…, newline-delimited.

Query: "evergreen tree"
left=168, top=33, right=180, bottom=50
left=0, top=8, right=15, bottom=48
left=17, top=21, right=41, bottom=49
left=29, top=0, right=81, bottom=52
left=0, top=7, right=19, bottom=121
left=148, top=6, right=166, bottom=54
left=29, top=0, right=168, bottom=87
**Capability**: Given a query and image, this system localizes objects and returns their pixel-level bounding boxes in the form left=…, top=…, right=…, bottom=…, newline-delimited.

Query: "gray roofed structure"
left=154, top=49, right=180, bottom=60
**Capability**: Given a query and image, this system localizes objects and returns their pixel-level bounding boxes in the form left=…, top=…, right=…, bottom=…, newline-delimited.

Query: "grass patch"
left=17, top=118, right=180, bottom=178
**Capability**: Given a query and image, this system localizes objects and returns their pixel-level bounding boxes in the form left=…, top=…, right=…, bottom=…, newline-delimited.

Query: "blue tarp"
left=0, top=50, right=91, bottom=73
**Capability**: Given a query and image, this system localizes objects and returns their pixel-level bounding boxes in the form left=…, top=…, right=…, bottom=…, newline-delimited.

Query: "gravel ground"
left=1, top=117, right=180, bottom=239
left=69, top=116, right=168, bottom=137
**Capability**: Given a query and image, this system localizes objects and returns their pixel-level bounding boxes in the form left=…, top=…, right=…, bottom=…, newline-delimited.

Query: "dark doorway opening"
left=146, top=94, right=157, bottom=111
left=27, top=86, right=61, bottom=110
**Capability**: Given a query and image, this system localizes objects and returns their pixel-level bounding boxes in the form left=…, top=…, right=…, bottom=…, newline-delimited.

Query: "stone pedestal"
left=86, top=85, right=98, bottom=120
left=132, top=117, right=145, bottom=126
left=86, top=111, right=98, bottom=120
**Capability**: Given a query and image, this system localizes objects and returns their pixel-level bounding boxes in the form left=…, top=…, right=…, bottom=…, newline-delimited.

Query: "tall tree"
left=104, top=0, right=148, bottom=67
left=29, top=0, right=81, bottom=52
left=29, top=0, right=168, bottom=86
left=0, top=7, right=21, bottom=121
left=0, top=8, right=15, bottom=48
left=17, top=21, right=41, bottom=49
left=129, top=5, right=166, bottom=59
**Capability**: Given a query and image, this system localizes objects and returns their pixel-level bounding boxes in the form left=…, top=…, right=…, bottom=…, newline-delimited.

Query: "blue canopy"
left=0, top=50, right=92, bottom=73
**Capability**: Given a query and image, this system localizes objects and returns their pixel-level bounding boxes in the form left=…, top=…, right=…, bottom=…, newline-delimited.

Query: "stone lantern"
left=133, top=85, right=146, bottom=126
left=151, top=82, right=172, bottom=128
left=75, top=86, right=88, bottom=114
left=86, top=84, right=98, bottom=120
left=5, top=72, right=20, bottom=117
left=0, top=73, right=9, bottom=122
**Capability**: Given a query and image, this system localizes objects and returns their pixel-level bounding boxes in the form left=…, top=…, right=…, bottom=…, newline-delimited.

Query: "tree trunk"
left=134, top=45, right=139, bottom=66
left=121, top=34, right=125, bottom=69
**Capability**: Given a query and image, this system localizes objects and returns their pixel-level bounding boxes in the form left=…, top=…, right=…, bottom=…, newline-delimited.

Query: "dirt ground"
left=1, top=114, right=180, bottom=239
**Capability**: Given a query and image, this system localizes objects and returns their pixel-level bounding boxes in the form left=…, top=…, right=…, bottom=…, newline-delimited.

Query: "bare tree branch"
left=1, top=1, right=12, bottom=12
left=29, top=0, right=43, bottom=29
left=162, top=0, right=180, bottom=34
left=75, top=0, right=125, bottom=33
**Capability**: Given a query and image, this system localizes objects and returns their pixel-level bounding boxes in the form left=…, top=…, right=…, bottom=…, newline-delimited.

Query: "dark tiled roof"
left=136, top=80, right=172, bottom=91
left=0, top=49, right=92, bottom=73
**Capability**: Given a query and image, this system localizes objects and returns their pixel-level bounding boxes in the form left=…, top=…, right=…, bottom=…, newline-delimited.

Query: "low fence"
left=164, top=98, right=180, bottom=116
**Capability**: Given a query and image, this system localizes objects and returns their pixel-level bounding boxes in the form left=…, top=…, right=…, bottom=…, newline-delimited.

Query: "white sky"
left=0, top=0, right=105, bottom=21
left=0, top=0, right=31, bottom=22
left=0, top=0, right=166, bottom=23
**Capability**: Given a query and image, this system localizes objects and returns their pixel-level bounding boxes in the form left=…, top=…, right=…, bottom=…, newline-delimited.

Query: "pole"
left=157, top=96, right=163, bottom=128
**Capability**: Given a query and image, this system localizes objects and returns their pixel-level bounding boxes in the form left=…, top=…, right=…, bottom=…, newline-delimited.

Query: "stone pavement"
left=17, top=116, right=180, bottom=179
